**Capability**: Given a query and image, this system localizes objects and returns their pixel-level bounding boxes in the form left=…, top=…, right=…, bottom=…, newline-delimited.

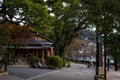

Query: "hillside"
left=79, top=29, right=96, bottom=42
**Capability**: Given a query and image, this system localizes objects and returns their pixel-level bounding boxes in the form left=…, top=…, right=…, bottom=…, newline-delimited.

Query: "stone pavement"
left=0, top=63, right=120, bottom=80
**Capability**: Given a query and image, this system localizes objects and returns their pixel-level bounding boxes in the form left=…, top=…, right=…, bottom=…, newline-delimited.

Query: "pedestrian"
left=87, top=56, right=93, bottom=68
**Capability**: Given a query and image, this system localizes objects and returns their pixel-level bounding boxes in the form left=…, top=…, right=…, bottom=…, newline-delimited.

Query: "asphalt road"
left=31, top=63, right=95, bottom=80
left=5, top=63, right=95, bottom=80
left=1, top=63, right=120, bottom=80
left=7, top=66, right=56, bottom=79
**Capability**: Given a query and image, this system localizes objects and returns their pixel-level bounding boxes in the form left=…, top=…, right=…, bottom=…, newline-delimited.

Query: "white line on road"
left=26, top=70, right=59, bottom=80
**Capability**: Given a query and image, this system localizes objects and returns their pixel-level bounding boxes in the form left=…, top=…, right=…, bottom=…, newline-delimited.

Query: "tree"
left=0, top=0, right=51, bottom=35
left=0, top=0, right=89, bottom=58
left=0, top=0, right=54, bottom=64
left=0, top=22, right=29, bottom=64
left=81, top=0, right=120, bottom=71
left=47, top=0, right=88, bottom=57
left=107, top=33, right=120, bottom=71
left=64, top=38, right=88, bottom=61
left=0, top=25, right=8, bottom=66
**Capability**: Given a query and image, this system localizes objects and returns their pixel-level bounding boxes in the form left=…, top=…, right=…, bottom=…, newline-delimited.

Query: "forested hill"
left=79, top=29, right=96, bottom=42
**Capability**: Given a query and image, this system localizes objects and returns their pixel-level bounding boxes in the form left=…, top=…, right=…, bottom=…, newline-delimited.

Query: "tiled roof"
left=19, top=46, right=52, bottom=49
left=25, top=38, right=53, bottom=45
left=37, top=33, right=54, bottom=43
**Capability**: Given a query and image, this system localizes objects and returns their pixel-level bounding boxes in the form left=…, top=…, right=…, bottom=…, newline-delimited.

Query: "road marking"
left=26, top=70, right=59, bottom=80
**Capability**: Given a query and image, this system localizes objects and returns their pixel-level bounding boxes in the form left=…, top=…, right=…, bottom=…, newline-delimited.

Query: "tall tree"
left=81, top=0, right=120, bottom=71
left=47, top=0, right=88, bottom=57
left=0, top=0, right=89, bottom=58
left=0, top=0, right=52, bottom=35
left=107, top=33, right=120, bottom=71
left=0, top=22, right=30, bottom=64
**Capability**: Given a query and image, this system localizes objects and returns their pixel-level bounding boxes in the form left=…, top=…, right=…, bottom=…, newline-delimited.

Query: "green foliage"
left=63, top=59, right=71, bottom=67
left=81, top=0, right=120, bottom=65
left=29, top=55, right=38, bottom=68
left=3, top=0, right=49, bottom=22
left=0, top=0, right=52, bottom=36
left=1, top=0, right=88, bottom=58
left=81, top=0, right=120, bottom=34
left=0, top=27, right=9, bottom=45
left=106, top=33, right=120, bottom=63
left=66, top=62, right=70, bottom=67
left=46, top=56, right=63, bottom=69
left=47, top=0, right=88, bottom=57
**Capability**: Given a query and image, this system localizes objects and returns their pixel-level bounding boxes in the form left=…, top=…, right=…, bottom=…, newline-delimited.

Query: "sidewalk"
left=107, top=69, right=120, bottom=80
left=0, top=74, right=23, bottom=80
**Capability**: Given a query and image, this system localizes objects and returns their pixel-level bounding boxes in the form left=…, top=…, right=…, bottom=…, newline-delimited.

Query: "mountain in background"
left=79, top=29, right=96, bottom=42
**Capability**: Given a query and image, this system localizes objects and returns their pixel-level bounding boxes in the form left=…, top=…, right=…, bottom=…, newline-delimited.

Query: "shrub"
left=67, top=62, right=71, bottom=67
left=46, top=56, right=63, bottom=69
left=29, top=55, right=38, bottom=68
left=0, top=69, right=4, bottom=73
left=63, top=59, right=71, bottom=67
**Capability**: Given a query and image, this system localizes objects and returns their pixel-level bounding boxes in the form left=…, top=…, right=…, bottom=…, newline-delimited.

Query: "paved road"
left=31, top=63, right=95, bottom=80
left=1, top=63, right=120, bottom=80
left=7, top=66, right=56, bottom=79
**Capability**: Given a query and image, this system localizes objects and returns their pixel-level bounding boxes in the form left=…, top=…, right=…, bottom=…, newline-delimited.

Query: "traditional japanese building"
left=11, top=33, right=54, bottom=66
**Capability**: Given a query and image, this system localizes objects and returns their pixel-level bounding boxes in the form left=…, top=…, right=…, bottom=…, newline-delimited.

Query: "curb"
left=0, top=72, right=8, bottom=76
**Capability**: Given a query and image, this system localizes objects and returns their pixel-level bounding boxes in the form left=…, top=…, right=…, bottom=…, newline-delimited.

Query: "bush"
left=67, top=62, right=71, bottom=67
left=46, top=56, right=63, bottom=69
left=29, top=55, right=38, bottom=68
left=63, top=59, right=71, bottom=67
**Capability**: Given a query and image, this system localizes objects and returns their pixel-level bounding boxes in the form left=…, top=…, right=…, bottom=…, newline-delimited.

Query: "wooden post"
left=50, top=47, right=54, bottom=56
left=42, top=50, right=44, bottom=58
left=47, top=49, right=50, bottom=57
left=36, top=50, right=38, bottom=58
left=41, top=50, right=45, bottom=65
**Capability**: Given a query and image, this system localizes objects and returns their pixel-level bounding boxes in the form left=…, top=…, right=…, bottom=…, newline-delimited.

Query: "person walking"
left=87, top=56, right=93, bottom=68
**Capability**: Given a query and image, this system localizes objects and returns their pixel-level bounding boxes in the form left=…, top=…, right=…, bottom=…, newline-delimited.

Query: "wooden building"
left=12, top=33, right=54, bottom=66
